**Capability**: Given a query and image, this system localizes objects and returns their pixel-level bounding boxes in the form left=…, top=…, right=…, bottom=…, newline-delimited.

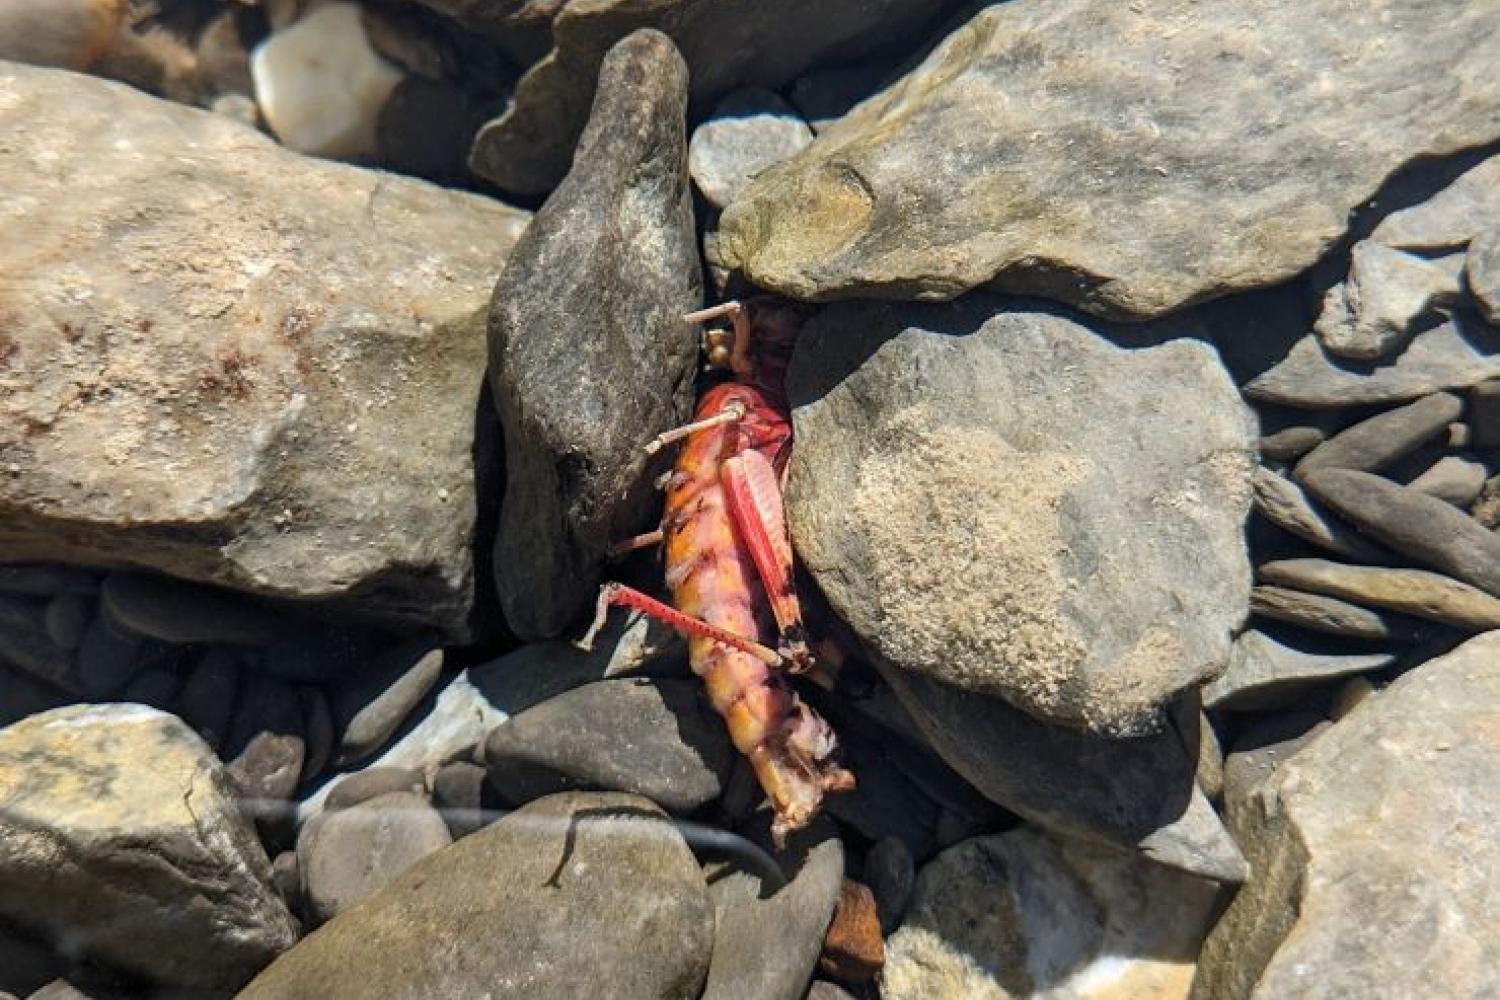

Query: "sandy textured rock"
left=486, top=30, right=699, bottom=639
left=883, top=827, right=1219, bottom=1000
left=716, top=1, right=1500, bottom=317
left=1313, top=244, right=1463, bottom=361
left=241, top=792, right=714, bottom=1000
left=1260, top=558, right=1500, bottom=631
left=1250, top=467, right=1386, bottom=562
left=0, top=705, right=298, bottom=989
left=0, top=62, right=528, bottom=638
left=1204, top=630, right=1396, bottom=712
left=468, top=0, right=951, bottom=194
left=1193, top=631, right=1500, bottom=1000
left=788, top=300, right=1255, bottom=735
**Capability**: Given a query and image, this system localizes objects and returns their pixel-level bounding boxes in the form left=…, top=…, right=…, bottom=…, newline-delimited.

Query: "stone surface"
left=715, top=1, right=1500, bottom=316
left=0, top=660, right=70, bottom=728
left=1408, top=454, right=1489, bottom=506
left=1468, top=226, right=1500, bottom=324
left=883, top=826, right=1219, bottom=1000
left=1250, top=467, right=1386, bottom=562
left=431, top=760, right=489, bottom=839
left=1261, top=558, right=1500, bottom=631
left=242, top=792, right=714, bottom=999
left=322, top=766, right=426, bottom=812
left=1257, top=426, right=1323, bottom=462
left=298, top=791, right=452, bottom=924
left=74, top=612, right=145, bottom=697
left=484, top=677, right=733, bottom=813
left=0, top=705, right=298, bottom=989
left=0, top=564, right=97, bottom=596
left=468, top=0, right=950, bottom=194
left=1295, top=392, right=1462, bottom=477
left=175, top=647, right=241, bottom=753
left=819, top=879, right=884, bottom=984
left=1193, top=631, right=1500, bottom=1000
left=486, top=30, right=700, bottom=639
left=0, top=594, right=81, bottom=692
left=1204, top=630, right=1396, bottom=712
left=864, top=836, right=915, bottom=934
left=1468, top=379, right=1500, bottom=449
left=1304, top=468, right=1500, bottom=598
left=1372, top=154, right=1500, bottom=250
left=1313, top=243, right=1463, bottom=361
left=1250, top=585, right=1424, bottom=642
left=0, top=62, right=529, bottom=639
left=688, top=88, right=813, bottom=210
left=1221, top=713, right=1330, bottom=817
left=99, top=571, right=287, bottom=645
left=788, top=299, right=1254, bottom=735
left=42, top=593, right=90, bottom=651
left=333, top=643, right=444, bottom=766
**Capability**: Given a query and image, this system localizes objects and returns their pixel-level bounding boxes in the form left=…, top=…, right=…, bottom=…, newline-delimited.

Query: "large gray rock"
left=787, top=300, right=1255, bottom=735
left=1193, top=630, right=1500, bottom=1000
left=0, top=705, right=298, bottom=989
left=714, top=1, right=1500, bottom=318
left=1204, top=630, right=1396, bottom=712
left=487, top=30, right=700, bottom=639
left=240, top=792, right=714, bottom=999
left=0, top=62, right=528, bottom=638
left=883, top=827, right=1219, bottom=1000
left=468, top=0, right=953, bottom=195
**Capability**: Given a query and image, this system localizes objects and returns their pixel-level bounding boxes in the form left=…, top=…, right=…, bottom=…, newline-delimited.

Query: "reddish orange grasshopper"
left=579, top=299, right=854, bottom=843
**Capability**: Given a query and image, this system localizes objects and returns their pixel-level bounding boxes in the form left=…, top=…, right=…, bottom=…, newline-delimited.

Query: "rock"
left=376, top=76, right=478, bottom=181
left=1250, top=585, right=1425, bottom=642
left=0, top=660, right=70, bottom=728
left=249, top=1, right=404, bottom=160
left=1245, top=317, right=1500, bottom=409
left=1468, top=379, right=1500, bottom=449
left=1331, top=675, right=1379, bottom=720
left=1407, top=454, right=1488, bottom=506
left=1295, top=392, right=1462, bottom=477
left=1193, top=631, right=1500, bottom=1000
left=1250, top=467, right=1387, bottom=562
left=0, top=595, right=80, bottom=692
left=323, top=766, right=426, bottom=812
left=1303, top=468, right=1500, bottom=598
left=788, top=63, right=894, bottom=133
left=270, top=850, right=303, bottom=918
left=1260, top=558, right=1500, bottom=631
left=688, top=89, right=813, bottom=210
left=1203, top=630, right=1396, bottom=712
left=879, top=664, right=1247, bottom=883
left=819, top=879, right=883, bottom=984
left=1372, top=153, right=1500, bottom=250
left=787, top=299, right=1254, bottom=735
left=42, top=594, right=90, bottom=651
left=175, top=647, right=241, bottom=753
left=1257, top=426, right=1324, bottom=462
left=1467, top=226, right=1500, bottom=323
left=715, top=1, right=1500, bottom=316
left=333, top=643, right=444, bottom=766
left=431, top=760, right=489, bottom=838
left=1313, top=243, right=1463, bottom=361
left=468, top=0, right=949, bottom=195
left=701, top=819, right=844, bottom=1000
left=484, top=677, right=733, bottom=813
left=0, top=565, right=97, bottom=596
left=298, top=684, right=334, bottom=780
left=229, top=732, right=307, bottom=825
left=0, top=62, right=529, bottom=639
left=864, top=836, right=914, bottom=934
left=74, top=612, right=145, bottom=697
left=883, top=826, right=1219, bottom=1000
left=99, top=571, right=287, bottom=645
left=486, top=29, right=700, bottom=639
left=1220, top=713, right=1330, bottom=816
left=806, top=983, right=857, bottom=1000
left=298, top=791, right=452, bottom=924
left=0, top=0, right=125, bottom=72
left=0, top=705, right=297, bottom=989
left=1196, top=712, right=1225, bottom=802
left=0, top=922, right=62, bottom=998
left=227, top=673, right=303, bottom=761
left=242, top=792, right=713, bottom=999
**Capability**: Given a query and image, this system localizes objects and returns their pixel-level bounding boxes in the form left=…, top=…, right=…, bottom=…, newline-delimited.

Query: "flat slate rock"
left=486, top=30, right=700, bottom=639
left=0, top=63, right=528, bottom=639
left=1260, top=558, right=1500, bottom=631
left=1250, top=585, right=1423, bottom=642
left=714, top=0, right=1500, bottom=317
left=1193, top=631, right=1500, bottom=1000
left=1204, top=630, right=1396, bottom=712
left=1250, top=467, right=1386, bottom=562
left=1313, top=243, right=1463, bottom=361
left=787, top=300, right=1255, bottom=735
left=241, top=792, right=714, bottom=1000
left=1372, top=153, right=1500, bottom=250
left=1295, top=392, right=1462, bottom=477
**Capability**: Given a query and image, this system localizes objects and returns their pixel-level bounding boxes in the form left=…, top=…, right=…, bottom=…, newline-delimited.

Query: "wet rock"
left=298, top=791, right=452, bottom=924
left=1303, top=468, right=1500, bottom=598
left=99, top=572, right=287, bottom=645
left=175, top=648, right=241, bottom=753
left=819, top=879, right=883, bottom=984
left=0, top=705, right=297, bottom=989
left=788, top=299, right=1254, bottom=735
left=883, top=827, right=1219, bottom=1000
left=468, top=0, right=949, bottom=194
left=1313, top=243, right=1463, bottom=361
left=1194, top=631, right=1500, bottom=1000
left=1250, top=467, right=1387, bottom=562
left=323, top=766, right=426, bottom=812
left=432, top=760, right=489, bottom=838
left=864, top=836, right=914, bottom=934
left=242, top=792, right=713, bottom=999
left=1204, top=630, right=1396, bottom=712
left=716, top=1, right=1500, bottom=316
left=1408, top=454, right=1488, bottom=505
left=1250, top=585, right=1425, bottom=642
left=0, top=62, right=529, bottom=639
left=689, top=89, right=813, bottom=210
left=1257, top=426, right=1324, bottom=462
left=1295, top=392, right=1462, bottom=477
left=486, top=29, right=700, bottom=639
left=1260, top=558, right=1500, bottom=631
left=332, top=643, right=444, bottom=766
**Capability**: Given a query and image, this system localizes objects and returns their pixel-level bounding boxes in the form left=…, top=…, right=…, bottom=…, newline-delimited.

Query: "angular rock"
left=298, top=791, right=452, bottom=924
left=1313, top=243, right=1463, bottom=361
left=241, top=792, right=714, bottom=999
left=1304, top=468, right=1500, bottom=598
left=787, top=300, right=1255, bottom=735
left=1204, top=630, right=1396, bottom=712
left=333, top=643, right=444, bottom=766
left=0, top=705, right=298, bottom=989
left=1250, top=467, right=1386, bottom=562
left=486, top=30, right=700, bottom=639
left=484, top=677, right=732, bottom=813
left=1372, top=154, right=1500, bottom=250
left=819, top=879, right=883, bottom=984
left=1193, top=631, right=1500, bottom=1000
left=468, top=0, right=950, bottom=194
left=1250, top=585, right=1424, bottom=642
left=1408, top=454, right=1489, bottom=506
left=1245, top=318, right=1500, bottom=409
left=1295, top=392, right=1462, bottom=477
left=689, top=89, right=813, bottom=210
left=883, top=827, right=1219, bottom=1000
left=1260, top=558, right=1500, bottom=631
left=1257, top=426, right=1324, bottom=462
left=0, top=62, right=529, bottom=639
left=1467, top=225, right=1500, bottom=323
left=715, top=1, right=1500, bottom=316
